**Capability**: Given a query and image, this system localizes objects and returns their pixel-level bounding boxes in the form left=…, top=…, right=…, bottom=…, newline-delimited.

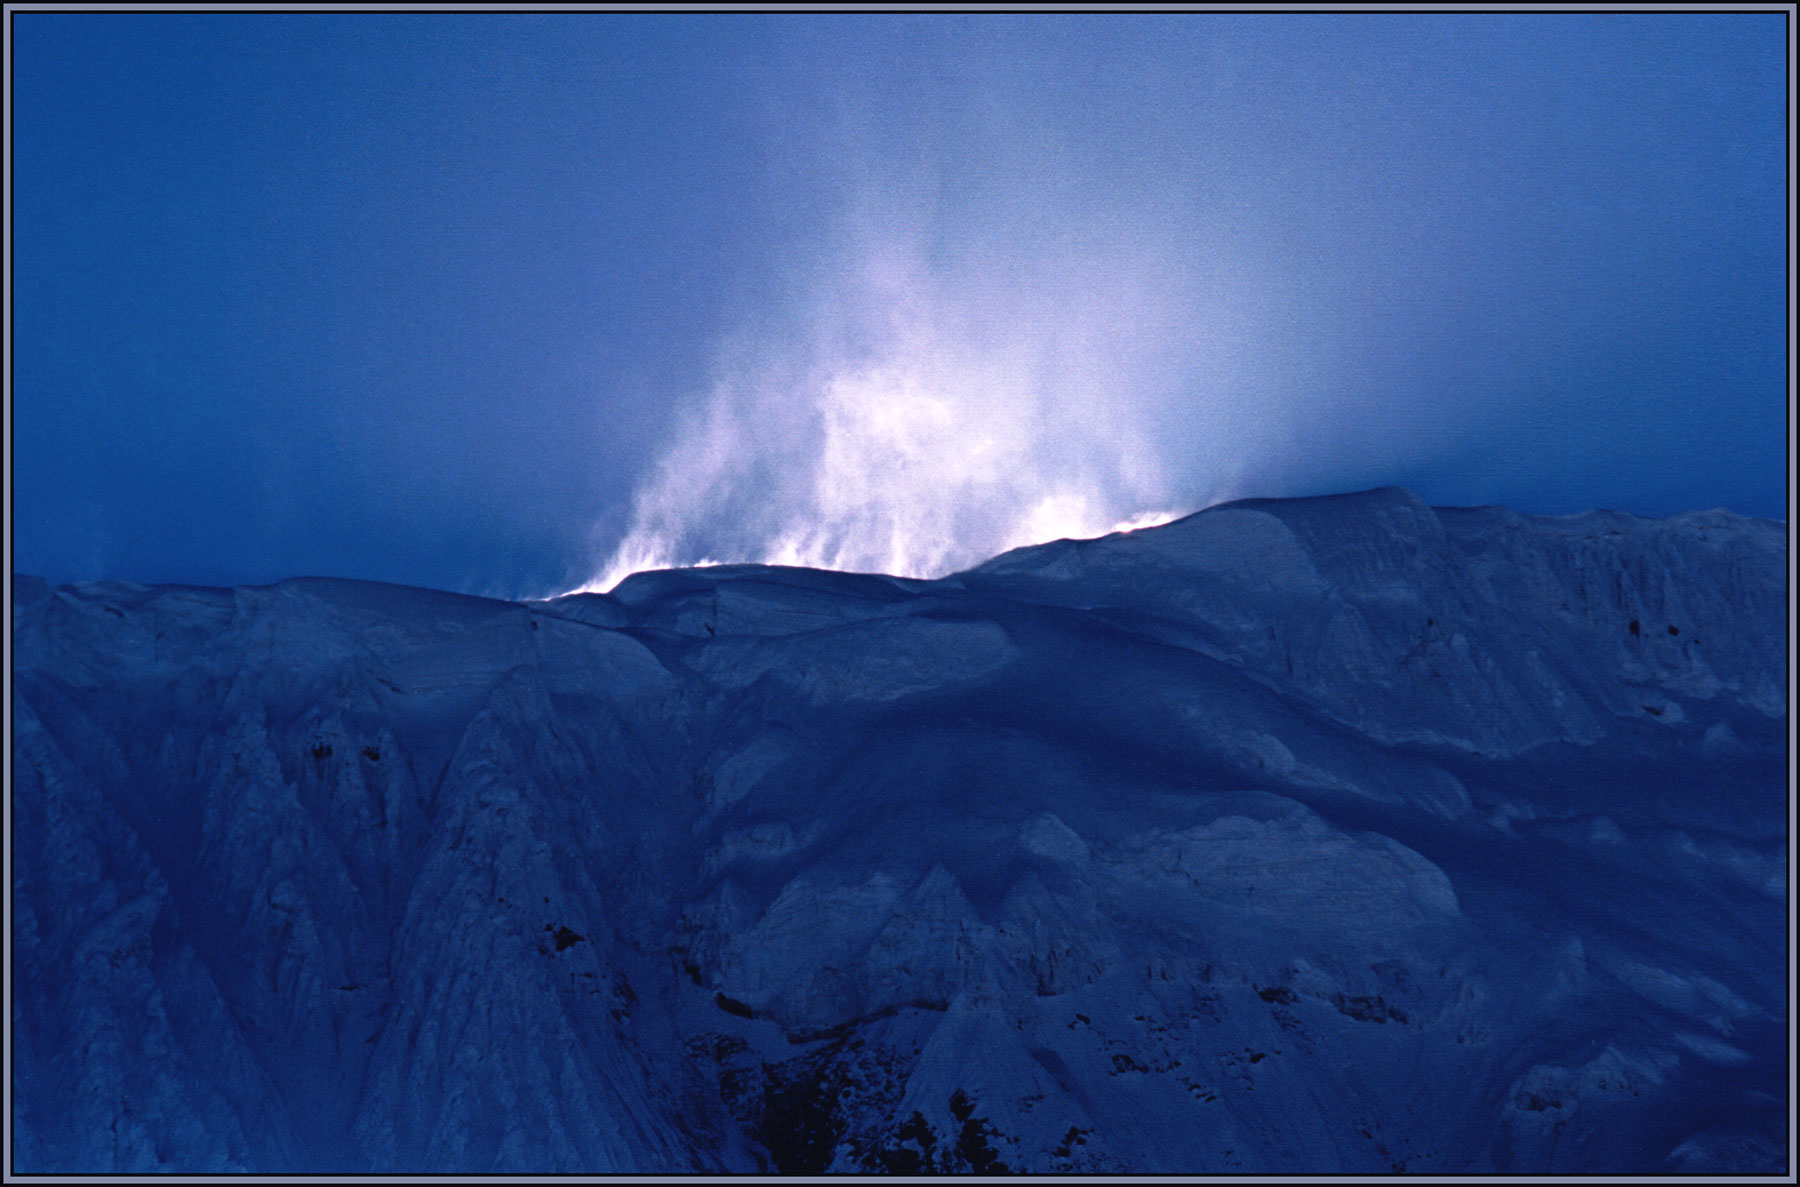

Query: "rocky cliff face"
left=10, top=488, right=1788, bottom=1173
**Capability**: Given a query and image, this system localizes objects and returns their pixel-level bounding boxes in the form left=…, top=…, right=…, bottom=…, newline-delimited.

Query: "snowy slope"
left=9, top=488, right=1789, bottom=1173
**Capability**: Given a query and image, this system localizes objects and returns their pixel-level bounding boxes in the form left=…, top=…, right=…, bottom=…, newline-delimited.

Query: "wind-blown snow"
left=576, top=234, right=1208, bottom=593
left=10, top=487, right=1788, bottom=1173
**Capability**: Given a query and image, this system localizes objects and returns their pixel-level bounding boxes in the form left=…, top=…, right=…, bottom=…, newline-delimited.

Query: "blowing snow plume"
left=572, top=21, right=1300, bottom=593
left=577, top=230, right=1210, bottom=591
left=579, top=227, right=1228, bottom=592
left=565, top=15, right=1788, bottom=598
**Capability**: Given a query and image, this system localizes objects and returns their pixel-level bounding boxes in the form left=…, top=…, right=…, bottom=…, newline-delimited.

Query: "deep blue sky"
left=11, top=12, right=1789, bottom=597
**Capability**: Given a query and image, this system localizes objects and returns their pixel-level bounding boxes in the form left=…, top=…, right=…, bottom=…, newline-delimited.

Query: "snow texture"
left=9, top=487, right=1789, bottom=1173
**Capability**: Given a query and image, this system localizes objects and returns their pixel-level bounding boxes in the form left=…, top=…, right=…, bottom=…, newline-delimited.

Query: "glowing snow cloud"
left=1109, top=510, right=1181, bottom=534
left=578, top=223, right=1249, bottom=593
left=572, top=22, right=1335, bottom=596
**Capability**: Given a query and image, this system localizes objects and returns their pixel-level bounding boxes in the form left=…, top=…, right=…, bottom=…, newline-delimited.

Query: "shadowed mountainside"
left=10, top=487, right=1788, bottom=1173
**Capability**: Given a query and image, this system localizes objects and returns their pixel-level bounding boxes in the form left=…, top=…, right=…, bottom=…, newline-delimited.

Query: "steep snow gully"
left=9, top=487, right=1789, bottom=1173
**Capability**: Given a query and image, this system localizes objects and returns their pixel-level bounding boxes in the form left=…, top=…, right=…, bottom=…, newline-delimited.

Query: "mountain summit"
left=10, top=488, right=1789, bottom=1173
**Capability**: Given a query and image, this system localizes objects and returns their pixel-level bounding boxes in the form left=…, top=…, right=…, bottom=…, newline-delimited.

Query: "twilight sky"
left=10, top=11, right=1789, bottom=597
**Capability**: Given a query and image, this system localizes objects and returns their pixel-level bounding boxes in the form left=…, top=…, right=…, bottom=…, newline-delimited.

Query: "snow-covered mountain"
left=10, top=486, right=1789, bottom=1174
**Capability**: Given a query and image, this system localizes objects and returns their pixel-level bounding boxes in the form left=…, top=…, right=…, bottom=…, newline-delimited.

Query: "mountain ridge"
left=9, top=487, right=1789, bottom=1173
